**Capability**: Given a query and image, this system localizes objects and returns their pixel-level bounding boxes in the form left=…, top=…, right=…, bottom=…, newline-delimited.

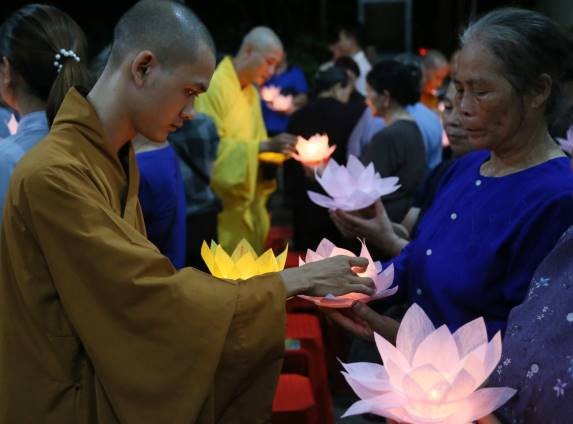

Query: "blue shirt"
left=0, top=111, right=48, bottom=219
left=406, top=102, right=443, bottom=171
left=346, top=102, right=442, bottom=170
left=390, top=151, right=573, bottom=337
left=261, top=66, right=309, bottom=134
left=136, top=144, right=186, bottom=269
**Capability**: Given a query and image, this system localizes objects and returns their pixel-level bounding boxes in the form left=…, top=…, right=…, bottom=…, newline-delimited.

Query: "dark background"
left=0, top=0, right=541, bottom=73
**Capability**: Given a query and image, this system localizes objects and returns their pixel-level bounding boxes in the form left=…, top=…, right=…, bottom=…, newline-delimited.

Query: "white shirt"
left=353, top=50, right=372, bottom=96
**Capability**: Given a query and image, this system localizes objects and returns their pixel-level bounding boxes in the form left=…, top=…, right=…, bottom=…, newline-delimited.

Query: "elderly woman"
left=329, top=8, right=573, bottom=340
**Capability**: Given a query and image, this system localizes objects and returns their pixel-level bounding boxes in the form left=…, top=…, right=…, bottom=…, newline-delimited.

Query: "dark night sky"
left=0, top=0, right=538, bottom=64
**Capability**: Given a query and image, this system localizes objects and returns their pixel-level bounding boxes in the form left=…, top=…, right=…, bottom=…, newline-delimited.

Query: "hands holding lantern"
left=201, top=238, right=375, bottom=299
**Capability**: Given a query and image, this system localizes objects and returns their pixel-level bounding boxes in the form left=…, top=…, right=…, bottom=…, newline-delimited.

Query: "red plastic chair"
left=272, top=374, right=318, bottom=424
left=285, top=313, right=334, bottom=424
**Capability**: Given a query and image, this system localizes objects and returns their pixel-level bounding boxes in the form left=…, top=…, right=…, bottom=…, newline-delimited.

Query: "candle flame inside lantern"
left=292, top=133, right=336, bottom=166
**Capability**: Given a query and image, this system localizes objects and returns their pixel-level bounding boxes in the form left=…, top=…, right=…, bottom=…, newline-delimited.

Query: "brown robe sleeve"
left=18, top=163, right=286, bottom=423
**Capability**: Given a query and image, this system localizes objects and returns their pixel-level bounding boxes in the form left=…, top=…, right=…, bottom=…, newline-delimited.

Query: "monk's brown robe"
left=0, top=88, right=285, bottom=423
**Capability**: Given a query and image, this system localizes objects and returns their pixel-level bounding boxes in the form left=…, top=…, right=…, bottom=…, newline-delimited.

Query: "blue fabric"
left=406, top=103, right=443, bottom=171
left=389, top=150, right=573, bottom=337
left=261, top=66, right=309, bottom=134
left=492, top=225, right=573, bottom=423
left=0, top=111, right=48, bottom=220
left=136, top=144, right=186, bottom=269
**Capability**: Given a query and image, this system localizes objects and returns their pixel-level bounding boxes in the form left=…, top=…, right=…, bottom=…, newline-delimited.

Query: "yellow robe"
left=0, top=88, right=285, bottom=424
left=195, top=57, right=275, bottom=254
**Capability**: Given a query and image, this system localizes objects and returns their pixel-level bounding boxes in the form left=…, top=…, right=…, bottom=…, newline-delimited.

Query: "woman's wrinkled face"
left=453, top=41, right=525, bottom=151
left=442, top=82, right=472, bottom=157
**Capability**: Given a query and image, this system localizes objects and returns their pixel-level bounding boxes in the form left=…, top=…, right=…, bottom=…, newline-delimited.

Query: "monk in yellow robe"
left=0, top=2, right=374, bottom=423
left=195, top=27, right=296, bottom=253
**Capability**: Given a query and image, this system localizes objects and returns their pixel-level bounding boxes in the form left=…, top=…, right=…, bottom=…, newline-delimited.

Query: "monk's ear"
left=130, top=51, right=156, bottom=87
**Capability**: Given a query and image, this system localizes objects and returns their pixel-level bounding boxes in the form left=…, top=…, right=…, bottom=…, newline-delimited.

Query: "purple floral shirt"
left=492, top=225, right=573, bottom=423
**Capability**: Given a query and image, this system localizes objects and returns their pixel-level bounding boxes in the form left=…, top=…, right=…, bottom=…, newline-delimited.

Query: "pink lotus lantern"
left=270, top=94, right=293, bottom=112
left=307, top=155, right=400, bottom=211
left=341, top=304, right=517, bottom=423
left=298, top=238, right=397, bottom=308
left=260, top=85, right=280, bottom=102
left=292, top=134, right=337, bottom=167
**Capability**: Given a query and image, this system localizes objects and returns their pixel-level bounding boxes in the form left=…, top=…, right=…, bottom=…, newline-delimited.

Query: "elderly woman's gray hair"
left=461, top=8, right=571, bottom=119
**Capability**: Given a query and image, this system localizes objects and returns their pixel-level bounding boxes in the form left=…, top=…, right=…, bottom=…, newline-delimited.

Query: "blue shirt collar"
left=16, top=111, right=48, bottom=134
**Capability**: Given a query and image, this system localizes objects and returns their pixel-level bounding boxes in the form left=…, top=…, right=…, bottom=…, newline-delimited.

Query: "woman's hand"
left=322, top=301, right=400, bottom=344
left=329, top=200, right=407, bottom=257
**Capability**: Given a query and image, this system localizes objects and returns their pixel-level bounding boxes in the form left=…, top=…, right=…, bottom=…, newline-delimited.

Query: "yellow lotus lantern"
left=292, top=134, right=337, bottom=167
left=201, top=239, right=287, bottom=280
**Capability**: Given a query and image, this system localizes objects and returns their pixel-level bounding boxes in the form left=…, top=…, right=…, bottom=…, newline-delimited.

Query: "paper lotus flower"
left=260, top=85, right=281, bottom=102
left=307, top=155, right=400, bottom=211
left=270, top=94, right=293, bottom=112
left=292, top=134, right=337, bottom=166
left=201, top=239, right=287, bottom=280
left=341, top=304, right=516, bottom=423
left=298, top=238, right=397, bottom=308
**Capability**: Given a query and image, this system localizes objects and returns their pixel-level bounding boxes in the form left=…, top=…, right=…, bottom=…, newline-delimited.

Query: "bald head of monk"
left=89, top=0, right=216, bottom=147
left=233, top=26, right=284, bottom=87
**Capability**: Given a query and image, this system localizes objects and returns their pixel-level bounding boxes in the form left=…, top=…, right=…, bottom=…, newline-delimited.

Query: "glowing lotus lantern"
left=260, top=85, right=281, bottom=102
left=7, top=113, right=18, bottom=136
left=341, top=303, right=517, bottom=423
left=307, top=155, right=400, bottom=211
left=270, top=94, right=293, bottom=112
left=298, top=238, right=396, bottom=308
left=292, top=134, right=337, bottom=167
left=201, top=239, right=287, bottom=280
left=557, top=127, right=573, bottom=155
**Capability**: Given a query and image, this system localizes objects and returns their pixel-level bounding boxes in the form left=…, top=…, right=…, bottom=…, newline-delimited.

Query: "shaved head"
left=109, top=0, right=215, bottom=68
left=239, top=26, right=282, bottom=54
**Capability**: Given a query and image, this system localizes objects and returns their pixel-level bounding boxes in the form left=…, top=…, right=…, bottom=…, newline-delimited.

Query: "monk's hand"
left=260, top=133, right=297, bottom=155
left=280, top=255, right=374, bottom=298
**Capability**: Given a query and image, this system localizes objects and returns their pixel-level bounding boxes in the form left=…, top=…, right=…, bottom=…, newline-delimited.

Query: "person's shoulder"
left=11, top=132, right=87, bottom=192
left=209, top=57, right=237, bottom=89
left=408, top=103, right=441, bottom=125
left=376, top=120, right=417, bottom=138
